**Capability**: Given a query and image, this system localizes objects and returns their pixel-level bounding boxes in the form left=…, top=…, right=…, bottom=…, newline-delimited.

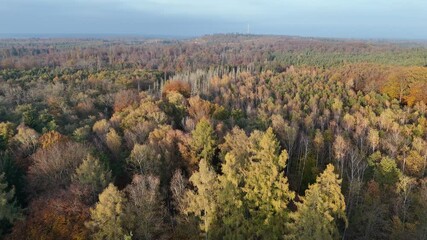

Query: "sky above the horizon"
left=0, top=0, right=426, bottom=39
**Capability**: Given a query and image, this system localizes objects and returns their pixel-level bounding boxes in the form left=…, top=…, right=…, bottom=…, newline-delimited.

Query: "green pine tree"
left=184, top=159, right=219, bottom=239
left=190, top=119, right=217, bottom=165
left=73, top=154, right=112, bottom=196
left=287, top=164, right=347, bottom=240
left=215, top=153, right=248, bottom=239
left=0, top=172, right=21, bottom=235
left=243, top=128, right=295, bottom=238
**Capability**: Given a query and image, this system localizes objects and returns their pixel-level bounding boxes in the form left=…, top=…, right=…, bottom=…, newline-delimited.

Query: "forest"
left=1, top=34, right=427, bottom=239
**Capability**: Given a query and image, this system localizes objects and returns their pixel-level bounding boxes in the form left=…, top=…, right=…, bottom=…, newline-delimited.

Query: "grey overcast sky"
left=0, top=0, right=426, bottom=39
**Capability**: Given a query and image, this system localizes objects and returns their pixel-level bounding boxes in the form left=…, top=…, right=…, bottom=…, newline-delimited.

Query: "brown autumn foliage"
left=187, top=96, right=214, bottom=123
left=27, top=141, right=90, bottom=195
left=76, top=99, right=95, bottom=116
left=113, top=89, right=140, bottom=112
left=162, top=80, right=191, bottom=98
left=7, top=189, right=90, bottom=240
left=39, top=130, right=68, bottom=149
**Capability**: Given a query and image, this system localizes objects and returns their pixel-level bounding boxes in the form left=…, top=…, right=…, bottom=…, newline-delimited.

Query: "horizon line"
left=1, top=33, right=427, bottom=43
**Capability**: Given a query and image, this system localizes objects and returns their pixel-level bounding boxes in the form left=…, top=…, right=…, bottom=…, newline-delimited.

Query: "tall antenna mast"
left=247, top=23, right=250, bottom=34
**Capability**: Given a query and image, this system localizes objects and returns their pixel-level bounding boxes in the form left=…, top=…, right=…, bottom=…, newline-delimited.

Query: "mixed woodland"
left=1, top=34, right=427, bottom=239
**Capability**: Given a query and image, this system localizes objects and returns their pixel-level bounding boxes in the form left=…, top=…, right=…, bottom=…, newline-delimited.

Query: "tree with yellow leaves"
left=86, top=184, right=128, bottom=240
left=0, top=122, right=14, bottom=150
left=183, top=159, right=219, bottom=239
left=106, top=128, right=122, bottom=157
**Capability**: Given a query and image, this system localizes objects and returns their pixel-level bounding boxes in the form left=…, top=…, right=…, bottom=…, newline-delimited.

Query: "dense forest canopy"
left=1, top=34, right=427, bottom=239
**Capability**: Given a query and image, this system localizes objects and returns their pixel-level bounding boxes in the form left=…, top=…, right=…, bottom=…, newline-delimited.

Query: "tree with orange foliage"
left=187, top=96, right=213, bottom=123
left=113, top=89, right=140, bottom=112
left=7, top=189, right=90, bottom=240
left=162, top=80, right=191, bottom=98
left=406, top=81, right=427, bottom=106
left=39, top=131, right=68, bottom=149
